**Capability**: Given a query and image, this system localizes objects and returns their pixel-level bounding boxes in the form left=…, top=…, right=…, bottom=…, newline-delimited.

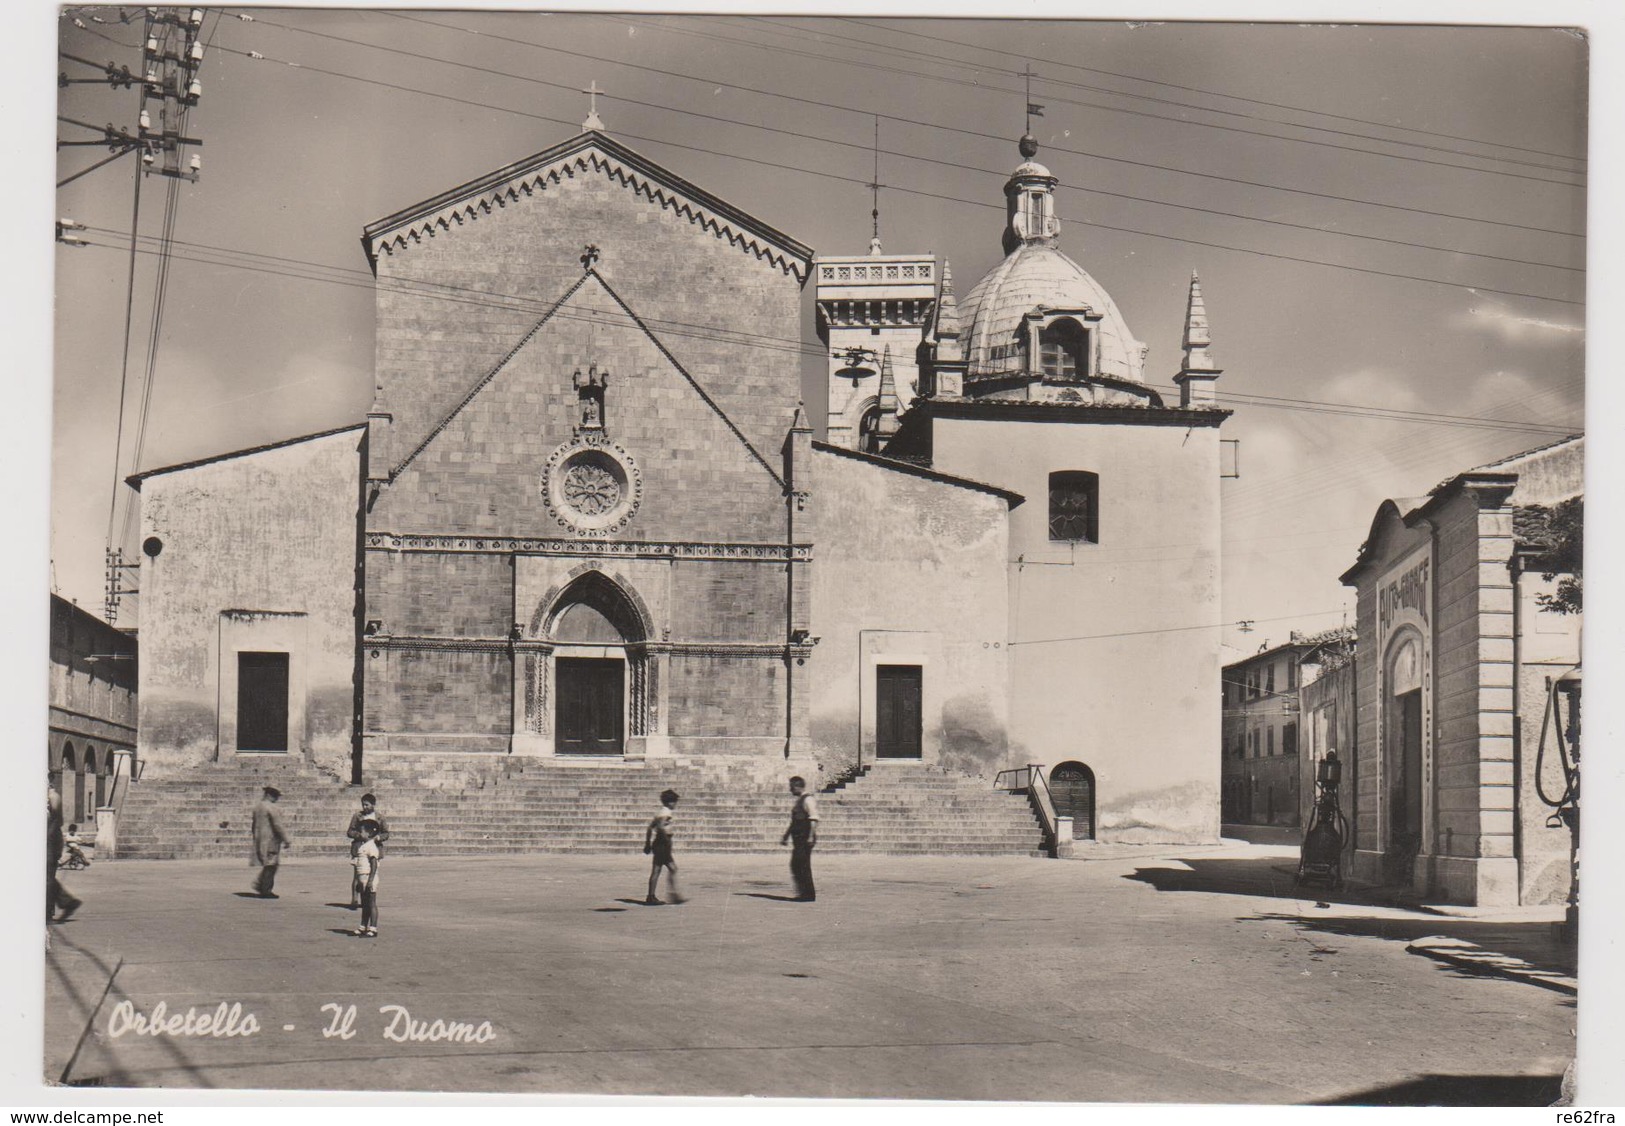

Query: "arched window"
left=858, top=406, right=882, bottom=454
left=1049, top=471, right=1099, bottom=543
left=1037, top=319, right=1088, bottom=379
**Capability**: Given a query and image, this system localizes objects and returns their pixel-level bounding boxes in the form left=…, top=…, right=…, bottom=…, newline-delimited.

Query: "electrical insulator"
left=142, top=149, right=155, bottom=165
left=187, top=79, right=201, bottom=99
left=189, top=41, right=203, bottom=62
left=145, top=35, right=159, bottom=55
left=144, top=67, right=159, bottom=85
left=139, top=109, right=152, bottom=131
left=188, top=154, right=201, bottom=172
left=190, top=8, right=203, bottom=24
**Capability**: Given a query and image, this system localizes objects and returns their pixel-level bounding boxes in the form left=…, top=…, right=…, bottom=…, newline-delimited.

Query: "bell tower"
left=815, top=250, right=938, bottom=452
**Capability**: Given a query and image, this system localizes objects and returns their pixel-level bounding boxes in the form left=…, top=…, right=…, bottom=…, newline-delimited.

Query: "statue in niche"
left=573, top=364, right=609, bottom=432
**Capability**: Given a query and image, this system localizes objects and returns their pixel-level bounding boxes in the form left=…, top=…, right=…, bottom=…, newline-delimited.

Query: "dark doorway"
left=875, top=664, right=923, bottom=758
left=1051, top=761, right=1095, bottom=839
left=237, top=652, right=291, bottom=751
left=557, top=657, right=625, bottom=755
left=1385, top=688, right=1424, bottom=881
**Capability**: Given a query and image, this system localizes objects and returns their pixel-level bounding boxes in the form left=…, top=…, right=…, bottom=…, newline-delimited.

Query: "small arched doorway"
left=1050, top=761, right=1096, bottom=840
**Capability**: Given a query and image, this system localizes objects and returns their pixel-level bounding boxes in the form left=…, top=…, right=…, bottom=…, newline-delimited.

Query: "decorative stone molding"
left=366, top=532, right=812, bottom=562
left=369, top=148, right=810, bottom=280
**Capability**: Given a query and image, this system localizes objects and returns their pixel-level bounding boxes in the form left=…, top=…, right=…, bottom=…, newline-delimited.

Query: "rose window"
left=562, top=460, right=621, bottom=515
left=543, top=442, right=641, bottom=535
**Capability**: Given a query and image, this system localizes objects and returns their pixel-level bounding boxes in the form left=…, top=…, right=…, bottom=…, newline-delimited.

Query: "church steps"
left=115, top=758, right=1044, bottom=859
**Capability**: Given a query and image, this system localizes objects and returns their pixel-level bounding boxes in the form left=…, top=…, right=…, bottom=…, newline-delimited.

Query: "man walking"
left=250, top=785, right=292, bottom=897
left=346, top=792, right=391, bottom=909
left=779, top=776, right=819, bottom=902
left=47, top=784, right=82, bottom=923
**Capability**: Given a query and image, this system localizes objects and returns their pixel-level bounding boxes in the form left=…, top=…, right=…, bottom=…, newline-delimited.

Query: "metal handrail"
left=995, top=763, right=1059, bottom=854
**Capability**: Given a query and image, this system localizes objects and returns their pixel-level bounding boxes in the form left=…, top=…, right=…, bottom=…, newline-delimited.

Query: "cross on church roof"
left=582, top=80, right=605, bottom=131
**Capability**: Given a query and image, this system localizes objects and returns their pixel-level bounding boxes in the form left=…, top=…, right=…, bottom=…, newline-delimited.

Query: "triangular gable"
left=362, top=131, right=813, bottom=281
left=389, top=268, right=783, bottom=490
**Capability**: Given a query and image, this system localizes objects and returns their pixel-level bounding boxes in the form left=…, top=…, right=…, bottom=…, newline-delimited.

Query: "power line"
left=211, top=16, right=1582, bottom=274
left=200, top=16, right=1581, bottom=276
left=372, top=10, right=1583, bottom=241
left=605, top=15, right=1584, bottom=186
left=828, top=17, right=1587, bottom=166
left=202, top=37, right=1582, bottom=307
left=1010, top=608, right=1349, bottom=646
left=1150, top=383, right=1579, bottom=436
left=77, top=225, right=1584, bottom=444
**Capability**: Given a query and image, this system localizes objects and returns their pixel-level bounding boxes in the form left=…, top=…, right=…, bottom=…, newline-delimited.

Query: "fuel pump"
left=1296, top=750, right=1348, bottom=890
left=1536, top=665, right=1581, bottom=939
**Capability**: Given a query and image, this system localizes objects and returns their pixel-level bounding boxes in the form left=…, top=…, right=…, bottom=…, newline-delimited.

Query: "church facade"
left=129, top=125, right=1230, bottom=843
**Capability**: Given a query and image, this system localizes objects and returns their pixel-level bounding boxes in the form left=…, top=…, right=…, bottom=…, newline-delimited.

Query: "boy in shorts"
left=643, top=789, right=684, bottom=905
left=351, top=815, right=383, bottom=937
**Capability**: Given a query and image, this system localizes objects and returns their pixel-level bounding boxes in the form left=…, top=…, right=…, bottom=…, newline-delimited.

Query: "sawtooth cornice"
left=362, top=131, right=813, bottom=281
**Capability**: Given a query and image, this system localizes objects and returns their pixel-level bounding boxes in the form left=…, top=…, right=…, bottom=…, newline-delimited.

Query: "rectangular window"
left=1287, top=660, right=1299, bottom=690
left=1048, top=471, right=1099, bottom=543
left=237, top=652, right=290, bottom=751
left=1266, top=727, right=1275, bottom=757
left=1266, top=662, right=1276, bottom=695
left=1283, top=722, right=1298, bottom=759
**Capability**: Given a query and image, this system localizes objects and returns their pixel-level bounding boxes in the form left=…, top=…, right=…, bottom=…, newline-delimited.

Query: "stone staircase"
left=115, top=758, right=1047, bottom=859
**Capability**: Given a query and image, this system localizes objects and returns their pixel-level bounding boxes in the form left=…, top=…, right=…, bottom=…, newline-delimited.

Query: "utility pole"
left=137, top=7, right=207, bottom=181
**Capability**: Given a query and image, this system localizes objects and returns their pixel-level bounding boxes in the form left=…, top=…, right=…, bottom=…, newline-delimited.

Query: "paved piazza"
left=43, top=846, right=1573, bottom=1103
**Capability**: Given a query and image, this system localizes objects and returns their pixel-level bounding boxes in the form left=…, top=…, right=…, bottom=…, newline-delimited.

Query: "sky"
left=42, top=10, right=1589, bottom=656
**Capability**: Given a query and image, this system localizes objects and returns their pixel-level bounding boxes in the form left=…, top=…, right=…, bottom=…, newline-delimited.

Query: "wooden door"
left=1051, top=762, right=1095, bottom=840
left=556, top=657, right=625, bottom=755
left=875, top=665, right=923, bottom=759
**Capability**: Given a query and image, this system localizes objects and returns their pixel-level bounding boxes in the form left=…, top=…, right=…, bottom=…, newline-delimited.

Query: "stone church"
left=125, top=121, right=1230, bottom=851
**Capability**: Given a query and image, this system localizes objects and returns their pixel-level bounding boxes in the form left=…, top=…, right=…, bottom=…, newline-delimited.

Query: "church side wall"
left=135, top=431, right=363, bottom=778
left=929, top=414, right=1222, bottom=843
left=807, top=449, right=1010, bottom=781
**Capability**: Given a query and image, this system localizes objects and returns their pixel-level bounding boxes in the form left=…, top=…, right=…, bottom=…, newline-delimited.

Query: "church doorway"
left=875, top=664, right=923, bottom=758
left=1050, top=761, right=1095, bottom=840
left=542, top=572, right=650, bottom=757
left=555, top=657, right=625, bottom=755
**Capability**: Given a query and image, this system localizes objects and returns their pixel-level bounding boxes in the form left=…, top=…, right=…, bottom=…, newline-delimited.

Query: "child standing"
left=351, top=815, right=383, bottom=937
left=643, top=789, right=684, bottom=905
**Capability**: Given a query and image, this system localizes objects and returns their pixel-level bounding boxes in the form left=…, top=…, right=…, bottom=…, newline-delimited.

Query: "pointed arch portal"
left=529, top=570, right=654, bottom=756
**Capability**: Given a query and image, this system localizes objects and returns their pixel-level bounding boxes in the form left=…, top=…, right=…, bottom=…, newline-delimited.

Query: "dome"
left=959, top=242, right=1148, bottom=384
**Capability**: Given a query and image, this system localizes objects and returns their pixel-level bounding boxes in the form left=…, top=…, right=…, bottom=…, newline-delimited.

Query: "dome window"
left=1037, top=318, right=1089, bottom=380
left=1049, top=470, right=1099, bottom=543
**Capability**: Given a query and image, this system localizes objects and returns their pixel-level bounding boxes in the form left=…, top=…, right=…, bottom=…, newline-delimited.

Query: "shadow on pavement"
left=1242, top=910, right=1578, bottom=983
left=1125, top=855, right=1390, bottom=907
left=736, top=892, right=804, bottom=902
left=1313, top=1072, right=1563, bottom=1106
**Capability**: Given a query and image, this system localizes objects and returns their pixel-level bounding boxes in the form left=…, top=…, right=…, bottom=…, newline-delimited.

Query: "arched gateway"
left=534, top=571, right=652, bottom=756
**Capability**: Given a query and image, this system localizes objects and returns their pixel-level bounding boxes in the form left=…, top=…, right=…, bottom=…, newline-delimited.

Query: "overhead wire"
left=369, top=10, right=1584, bottom=241
left=75, top=226, right=1582, bottom=449
left=824, top=16, right=1587, bottom=166
left=191, top=17, right=1580, bottom=278
left=617, top=15, right=1585, bottom=184
left=204, top=34, right=1584, bottom=306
